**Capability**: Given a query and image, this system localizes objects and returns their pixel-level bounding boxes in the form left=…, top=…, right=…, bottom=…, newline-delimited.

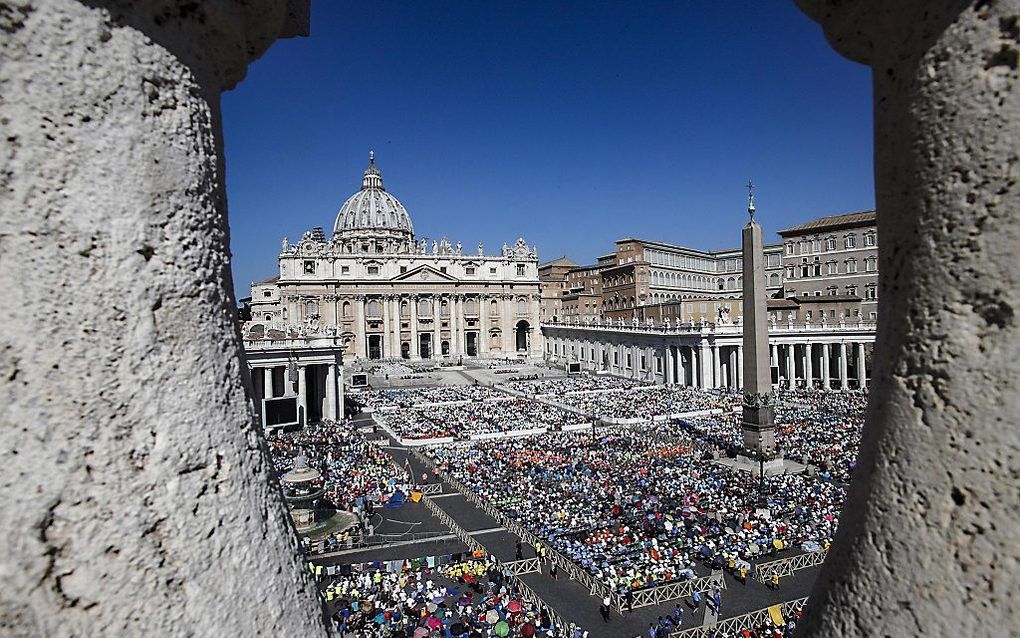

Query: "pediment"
left=391, top=264, right=459, bottom=282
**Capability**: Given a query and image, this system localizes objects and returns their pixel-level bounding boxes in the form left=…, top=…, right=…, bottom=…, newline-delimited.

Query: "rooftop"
left=778, top=210, right=877, bottom=236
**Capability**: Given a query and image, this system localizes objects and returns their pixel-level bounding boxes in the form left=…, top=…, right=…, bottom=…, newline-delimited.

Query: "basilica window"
left=400, top=266, right=407, bottom=274
left=440, top=267, right=447, bottom=274
left=441, top=300, right=450, bottom=316
left=516, top=264, right=525, bottom=276
left=264, top=314, right=272, bottom=322
left=366, top=300, right=381, bottom=317
left=263, top=290, right=272, bottom=298
left=465, top=266, right=475, bottom=275
left=305, top=301, right=318, bottom=316
left=341, top=265, right=350, bottom=274
left=400, top=301, right=408, bottom=317
left=418, top=299, right=432, bottom=316
left=490, top=267, right=497, bottom=275
left=303, top=260, right=315, bottom=274
left=342, top=301, right=351, bottom=317
left=490, top=300, right=499, bottom=315
left=367, top=265, right=379, bottom=275
left=516, top=299, right=527, bottom=315
left=464, top=299, right=478, bottom=315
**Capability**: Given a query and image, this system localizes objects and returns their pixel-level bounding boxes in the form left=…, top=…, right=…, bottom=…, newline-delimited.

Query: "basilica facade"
left=244, top=153, right=543, bottom=361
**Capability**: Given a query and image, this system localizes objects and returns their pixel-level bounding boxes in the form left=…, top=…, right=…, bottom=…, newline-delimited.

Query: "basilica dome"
left=333, top=152, right=414, bottom=239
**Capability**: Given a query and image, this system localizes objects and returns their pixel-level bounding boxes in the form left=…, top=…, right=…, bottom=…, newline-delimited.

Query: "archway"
left=466, top=332, right=478, bottom=356
left=515, top=320, right=530, bottom=352
left=367, top=335, right=382, bottom=360
left=418, top=334, right=432, bottom=359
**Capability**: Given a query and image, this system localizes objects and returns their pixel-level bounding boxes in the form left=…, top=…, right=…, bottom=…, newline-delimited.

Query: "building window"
left=366, top=300, right=381, bottom=316
left=342, top=301, right=351, bottom=317
left=786, top=243, right=794, bottom=255
left=827, top=261, right=838, bottom=275
left=490, top=267, right=497, bottom=275
left=847, top=285, right=858, bottom=297
left=367, top=265, right=380, bottom=275
left=870, top=311, right=877, bottom=320
left=516, top=264, right=526, bottom=276
left=465, top=266, right=475, bottom=275
left=866, top=286, right=878, bottom=300
left=845, top=234, right=857, bottom=249
left=826, top=237, right=836, bottom=251
left=418, top=299, right=431, bottom=316
left=846, top=259, right=858, bottom=273
left=263, top=290, right=272, bottom=298
left=400, top=266, right=407, bottom=274
left=305, top=301, right=318, bottom=316
left=303, top=260, right=315, bottom=274
left=439, top=266, right=447, bottom=274
left=341, top=265, right=350, bottom=274
left=865, top=233, right=876, bottom=247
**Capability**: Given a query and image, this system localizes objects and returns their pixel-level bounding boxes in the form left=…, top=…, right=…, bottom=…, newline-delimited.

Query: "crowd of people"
left=269, top=420, right=409, bottom=515
left=499, top=375, right=646, bottom=397
left=556, top=387, right=739, bottom=421
left=358, top=386, right=495, bottom=410
left=324, top=558, right=570, bottom=637
left=378, top=398, right=586, bottom=441
left=424, top=424, right=844, bottom=596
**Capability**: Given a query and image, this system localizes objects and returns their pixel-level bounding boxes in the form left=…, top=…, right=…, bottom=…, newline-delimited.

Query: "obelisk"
left=741, top=182, right=776, bottom=456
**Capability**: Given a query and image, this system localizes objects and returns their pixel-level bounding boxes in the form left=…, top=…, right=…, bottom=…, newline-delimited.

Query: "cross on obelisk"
left=741, top=181, right=776, bottom=459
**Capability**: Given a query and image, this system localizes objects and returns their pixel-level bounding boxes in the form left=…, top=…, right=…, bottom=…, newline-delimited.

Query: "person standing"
left=626, top=589, right=635, bottom=613
left=549, top=561, right=558, bottom=580
left=713, top=588, right=721, bottom=615
left=515, top=540, right=523, bottom=560
left=599, top=597, right=611, bottom=623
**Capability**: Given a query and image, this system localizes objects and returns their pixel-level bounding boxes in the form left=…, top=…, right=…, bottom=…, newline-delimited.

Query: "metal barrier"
left=420, top=482, right=443, bottom=495
left=504, top=556, right=542, bottom=575
left=671, top=596, right=808, bottom=638
left=421, top=495, right=484, bottom=552
left=754, top=549, right=827, bottom=583
left=624, top=571, right=726, bottom=613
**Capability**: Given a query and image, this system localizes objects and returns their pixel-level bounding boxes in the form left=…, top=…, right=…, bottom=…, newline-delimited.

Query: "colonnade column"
left=665, top=347, right=675, bottom=385
left=678, top=347, right=688, bottom=386
left=326, top=363, right=338, bottom=421
left=786, top=344, right=796, bottom=388
left=737, top=346, right=744, bottom=390
left=712, top=344, right=721, bottom=389
left=857, top=342, right=867, bottom=388
left=700, top=341, right=712, bottom=388
left=690, top=346, right=700, bottom=388
left=821, top=343, right=831, bottom=390
left=839, top=342, right=849, bottom=390
left=805, top=343, right=814, bottom=388
left=263, top=367, right=274, bottom=399
left=390, top=296, right=401, bottom=357
left=296, top=365, right=307, bottom=424
left=770, top=342, right=778, bottom=368
left=409, top=296, right=419, bottom=359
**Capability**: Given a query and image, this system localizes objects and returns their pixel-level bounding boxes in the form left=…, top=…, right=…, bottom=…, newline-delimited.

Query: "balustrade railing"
left=753, top=549, right=827, bottom=582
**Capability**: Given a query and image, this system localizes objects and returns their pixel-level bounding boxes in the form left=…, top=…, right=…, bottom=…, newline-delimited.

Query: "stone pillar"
left=432, top=295, right=442, bottom=358
left=785, top=344, right=796, bottom=388
left=409, top=296, right=419, bottom=359
left=357, top=295, right=368, bottom=359
left=699, top=341, right=712, bottom=389
left=381, top=295, right=392, bottom=358
left=0, top=3, right=326, bottom=635
left=770, top=342, right=778, bottom=368
left=450, top=295, right=460, bottom=355
left=821, top=342, right=831, bottom=390
left=390, top=296, right=401, bottom=358
left=712, top=343, right=721, bottom=389
left=263, top=367, right=274, bottom=399
left=857, top=342, right=867, bottom=388
left=690, top=346, right=700, bottom=388
left=793, top=6, right=1020, bottom=632
left=838, top=341, right=849, bottom=391
left=326, top=363, right=338, bottom=421
left=480, top=296, right=490, bottom=355
left=804, top=343, right=814, bottom=388
left=737, top=345, right=744, bottom=390
left=678, top=346, right=688, bottom=386
left=665, top=346, right=675, bottom=385
left=296, top=364, right=307, bottom=422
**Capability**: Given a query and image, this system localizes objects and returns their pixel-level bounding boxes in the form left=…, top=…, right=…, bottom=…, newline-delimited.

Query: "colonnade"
left=248, top=360, right=343, bottom=425
left=544, top=329, right=873, bottom=391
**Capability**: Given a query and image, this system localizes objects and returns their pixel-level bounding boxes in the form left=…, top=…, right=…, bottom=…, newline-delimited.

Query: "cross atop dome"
left=362, top=150, right=384, bottom=190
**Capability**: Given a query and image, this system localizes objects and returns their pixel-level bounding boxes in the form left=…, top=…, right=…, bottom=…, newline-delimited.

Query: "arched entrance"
left=466, top=332, right=478, bottom=356
left=514, top=320, right=530, bottom=352
left=401, top=342, right=410, bottom=359
left=367, top=335, right=382, bottom=360
left=418, top=333, right=432, bottom=359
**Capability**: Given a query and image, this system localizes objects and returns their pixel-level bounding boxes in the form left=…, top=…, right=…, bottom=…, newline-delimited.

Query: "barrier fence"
left=671, top=596, right=809, bottom=638
left=411, top=448, right=727, bottom=614
left=753, top=549, right=827, bottom=583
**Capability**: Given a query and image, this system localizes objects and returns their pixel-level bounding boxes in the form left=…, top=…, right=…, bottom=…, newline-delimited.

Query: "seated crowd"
left=425, top=425, right=843, bottom=595
left=357, top=386, right=496, bottom=409
left=499, top=374, right=646, bottom=397
left=379, top=398, right=585, bottom=441
left=558, top=387, right=739, bottom=421
left=325, top=558, right=565, bottom=637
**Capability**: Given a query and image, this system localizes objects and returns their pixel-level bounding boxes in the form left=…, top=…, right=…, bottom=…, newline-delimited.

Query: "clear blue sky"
left=223, top=1, right=873, bottom=297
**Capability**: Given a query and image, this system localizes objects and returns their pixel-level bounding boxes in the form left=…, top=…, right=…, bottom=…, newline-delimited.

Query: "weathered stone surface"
left=0, top=1, right=326, bottom=635
left=794, top=1, right=1019, bottom=636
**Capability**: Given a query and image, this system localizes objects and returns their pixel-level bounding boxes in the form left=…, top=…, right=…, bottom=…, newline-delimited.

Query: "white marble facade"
left=245, top=153, right=543, bottom=361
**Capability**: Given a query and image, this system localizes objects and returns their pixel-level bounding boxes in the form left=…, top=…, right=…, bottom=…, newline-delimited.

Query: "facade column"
left=296, top=364, right=307, bottom=424
left=727, top=347, right=737, bottom=389
left=712, top=343, right=721, bottom=389
left=480, top=296, right=490, bottom=355
left=391, top=296, right=401, bottom=358
left=805, top=343, right=814, bottom=388
left=821, top=343, right=831, bottom=390
left=381, top=295, right=392, bottom=359
left=770, top=342, right=778, bottom=368
left=690, top=346, right=700, bottom=388
left=326, top=363, right=338, bottom=421
left=678, top=346, right=688, bottom=386
left=454, top=295, right=463, bottom=356
left=857, top=342, right=867, bottom=388
left=737, top=345, right=744, bottom=390
left=409, top=295, right=419, bottom=359
left=839, top=342, right=849, bottom=390
left=786, top=343, right=796, bottom=388
left=501, top=295, right=513, bottom=354
left=263, top=367, right=273, bottom=399
left=433, top=295, right=442, bottom=358
left=357, top=296, right=367, bottom=359
left=631, top=344, right=640, bottom=380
